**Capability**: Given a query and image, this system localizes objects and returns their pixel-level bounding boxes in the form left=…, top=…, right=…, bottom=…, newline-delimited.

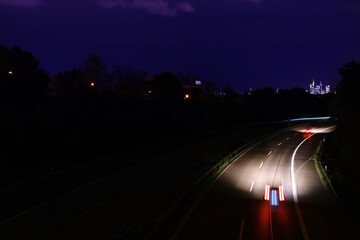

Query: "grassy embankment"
left=313, top=140, right=339, bottom=200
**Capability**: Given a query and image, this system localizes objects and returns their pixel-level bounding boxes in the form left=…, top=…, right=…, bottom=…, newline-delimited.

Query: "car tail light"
left=264, top=185, right=270, bottom=200
left=279, top=185, right=285, bottom=201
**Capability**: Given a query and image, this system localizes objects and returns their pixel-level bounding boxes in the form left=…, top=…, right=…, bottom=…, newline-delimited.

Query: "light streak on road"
left=171, top=141, right=264, bottom=240
left=278, top=142, right=282, bottom=146
left=268, top=151, right=272, bottom=155
left=287, top=116, right=331, bottom=122
left=259, top=162, right=263, bottom=168
left=291, top=126, right=335, bottom=240
left=279, top=186, right=285, bottom=201
left=250, top=180, right=255, bottom=192
left=271, top=190, right=279, bottom=206
left=264, top=185, right=270, bottom=200
left=239, top=218, right=245, bottom=240
left=78, top=202, right=103, bottom=217
left=286, top=137, right=290, bottom=140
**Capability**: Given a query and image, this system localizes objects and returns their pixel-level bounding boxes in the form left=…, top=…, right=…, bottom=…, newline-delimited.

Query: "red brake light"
left=279, top=185, right=285, bottom=201
left=304, top=128, right=312, bottom=133
left=264, top=185, right=270, bottom=200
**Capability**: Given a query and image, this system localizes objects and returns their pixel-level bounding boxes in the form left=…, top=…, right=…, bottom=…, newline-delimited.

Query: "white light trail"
left=259, top=162, right=264, bottom=168
left=250, top=180, right=255, bottom=192
left=291, top=126, right=335, bottom=240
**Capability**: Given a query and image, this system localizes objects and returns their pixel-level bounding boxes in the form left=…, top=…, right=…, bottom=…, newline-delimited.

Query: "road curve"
left=174, top=122, right=357, bottom=240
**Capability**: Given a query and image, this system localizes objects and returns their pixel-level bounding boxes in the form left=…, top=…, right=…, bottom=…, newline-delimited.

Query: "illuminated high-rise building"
left=326, top=85, right=330, bottom=94
left=320, top=81, right=326, bottom=94
left=310, top=78, right=315, bottom=94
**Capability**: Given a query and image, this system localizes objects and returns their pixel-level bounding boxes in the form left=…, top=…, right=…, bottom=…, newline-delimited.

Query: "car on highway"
left=304, top=128, right=312, bottom=133
left=264, top=185, right=285, bottom=206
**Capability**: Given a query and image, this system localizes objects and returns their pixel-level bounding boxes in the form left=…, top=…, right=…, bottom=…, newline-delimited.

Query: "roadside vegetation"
left=320, top=61, right=360, bottom=216
left=313, top=140, right=339, bottom=200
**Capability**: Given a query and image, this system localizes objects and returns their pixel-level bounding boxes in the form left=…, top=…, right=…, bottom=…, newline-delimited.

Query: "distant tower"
left=326, top=85, right=330, bottom=94
left=310, top=78, right=315, bottom=94
left=320, top=81, right=325, bottom=95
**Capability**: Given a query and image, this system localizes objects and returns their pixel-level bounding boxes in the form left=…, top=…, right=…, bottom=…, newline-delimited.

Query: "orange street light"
left=184, top=94, right=190, bottom=99
left=8, top=71, right=13, bottom=75
left=90, top=82, right=95, bottom=87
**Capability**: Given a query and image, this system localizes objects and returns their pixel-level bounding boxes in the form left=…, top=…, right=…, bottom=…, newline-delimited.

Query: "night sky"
left=1, top=0, right=359, bottom=92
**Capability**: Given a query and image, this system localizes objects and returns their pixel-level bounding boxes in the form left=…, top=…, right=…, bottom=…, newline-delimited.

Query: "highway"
left=174, top=123, right=357, bottom=240
left=1, top=122, right=357, bottom=239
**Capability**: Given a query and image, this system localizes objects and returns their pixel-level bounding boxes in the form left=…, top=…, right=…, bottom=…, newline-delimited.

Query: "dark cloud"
left=99, top=0, right=195, bottom=16
left=0, top=0, right=42, bottom=7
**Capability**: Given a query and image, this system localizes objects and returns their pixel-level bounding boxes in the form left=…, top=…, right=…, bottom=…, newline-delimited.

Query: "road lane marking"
left=291, top=126, right=335, bottom=240
left=239, top=218, right=245, bottom=240
left=259, top=162, right=264, bottom=169
left=250, top=180, right=255, bottom=192
left=171, top=141, right=263, bottom=240
left=78, top=201, right=103, bottom=217
left=277, top=142, right=282, bottom=146
left=286, top=137, right=290, bottom=140
left=268, top=151, right=272, bottom=155
left=0, top=202, right=45, bottom=226
left=291, top=136, right=311, bottom=240
left=295, top=156, right=313, bottom=174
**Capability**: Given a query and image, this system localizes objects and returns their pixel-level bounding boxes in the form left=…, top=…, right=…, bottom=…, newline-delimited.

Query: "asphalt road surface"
left=1, top=122, right=357, bottom=240
left=174, top=123, right=357, bottom=240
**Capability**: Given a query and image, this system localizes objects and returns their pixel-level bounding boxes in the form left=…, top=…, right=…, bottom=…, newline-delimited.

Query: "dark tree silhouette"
left=153, top=71, right=182, bottom=101
left=0, top=45, right=49, bottom=95
left=51, top=68, right=84, bottom=96
left=111, top=65, right=148, bottom=98
left=333, top=61, right=360, bottom=176
left=223, top=86, right=234, bottom=96
left=203, top=81, right=219, bottom=95
left=253, top=87, right=275, bottom=96
left=80, top=54, right=111, bottom=93
left=318, top=61, right=360, bottom=208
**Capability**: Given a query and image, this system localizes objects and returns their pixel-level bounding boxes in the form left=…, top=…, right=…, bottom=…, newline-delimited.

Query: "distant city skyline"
left=309, top=78, right=331, bottom=95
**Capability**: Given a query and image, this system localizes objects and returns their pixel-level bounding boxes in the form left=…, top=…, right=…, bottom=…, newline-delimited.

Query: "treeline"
left=324, top=61, right=360, bottom=205
left=0, top=45, right=334, bottom=175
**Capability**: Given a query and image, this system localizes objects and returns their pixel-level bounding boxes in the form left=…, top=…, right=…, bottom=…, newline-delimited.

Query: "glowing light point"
left=184, top=94, right=190, bottom=99
left=90, top=82, right=95, bottom=87
left=8, top=71, right=13, bottom=75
